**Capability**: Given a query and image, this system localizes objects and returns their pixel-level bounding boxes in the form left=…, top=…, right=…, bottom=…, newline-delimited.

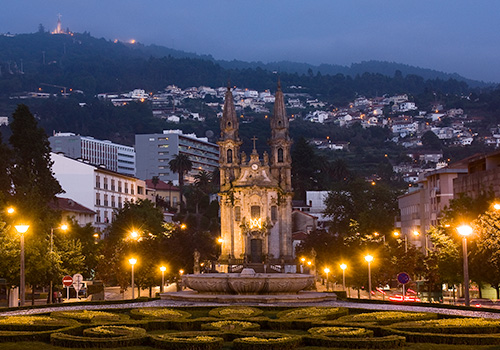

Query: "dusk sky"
left=2, top=1, right=500, bottom=82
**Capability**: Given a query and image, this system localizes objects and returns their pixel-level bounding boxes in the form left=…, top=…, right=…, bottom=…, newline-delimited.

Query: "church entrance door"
left=250, top=239, right=263, bottom=263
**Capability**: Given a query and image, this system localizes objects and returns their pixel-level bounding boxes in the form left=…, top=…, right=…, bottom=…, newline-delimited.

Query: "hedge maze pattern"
left=0, top=306, right=498, bottom=348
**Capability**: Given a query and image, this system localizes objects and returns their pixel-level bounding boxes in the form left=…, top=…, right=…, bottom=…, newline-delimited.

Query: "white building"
left=51, top=153, right=147, bottom=233
left=49, top=133, right=136, bottom=176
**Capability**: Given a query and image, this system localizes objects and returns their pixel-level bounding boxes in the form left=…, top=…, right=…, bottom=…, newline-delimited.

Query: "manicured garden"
left=0, top=306, right=499, bottom=349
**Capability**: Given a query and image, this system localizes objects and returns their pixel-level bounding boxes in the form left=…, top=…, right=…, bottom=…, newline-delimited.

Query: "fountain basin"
left=182, top=269, right=314, bottom=295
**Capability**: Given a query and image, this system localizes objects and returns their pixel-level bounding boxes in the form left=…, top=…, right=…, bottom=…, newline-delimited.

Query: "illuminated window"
left=251, top=206, right=260, bottom=219
left=235, top=206, right=241, bottom=221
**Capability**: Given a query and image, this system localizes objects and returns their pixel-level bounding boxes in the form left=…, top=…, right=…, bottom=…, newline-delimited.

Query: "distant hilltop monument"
left=51, top=14, right=72, bottom=35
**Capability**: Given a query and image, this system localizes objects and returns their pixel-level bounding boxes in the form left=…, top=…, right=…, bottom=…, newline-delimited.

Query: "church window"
left=251, top=206, right=261, bottom=219
left=271, top=206, right=278, bottom=222
left=227, top=122, right=231, bottom=128
left=278, top=148, right=284, bottom=163
left=227, top=149, right=233, bottom=163
left=235, top=206, right=241, bottom=221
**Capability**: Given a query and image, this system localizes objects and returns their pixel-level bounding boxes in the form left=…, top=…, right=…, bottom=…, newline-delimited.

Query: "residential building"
left=51, top=153, right=147, bottom=233
left=453, top=150, right=500, bottom=198
left=49, top=133, right=136, bottom=176
left=49, top=197, right=96, bottom=227
left=135, top=130, right=219, bottom=184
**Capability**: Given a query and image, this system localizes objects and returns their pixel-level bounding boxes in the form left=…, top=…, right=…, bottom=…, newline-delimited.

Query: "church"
left=217, top=81, right=295, bottom=273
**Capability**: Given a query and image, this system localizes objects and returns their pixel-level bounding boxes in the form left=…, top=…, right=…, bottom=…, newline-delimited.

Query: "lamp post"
left=365, top=254, right=373, bottom=300
left=324, top=267, right=330, bottom=292
left=129, top=258, right=137, bottom=299
left=49, top=224, right=68, bottom=304
left=14, top=224, right=30, bottom=307
left=457, top=224, right=473, bottom=307
left=340, top=263, right=347, bottom=291
left=160, top=266, right=166, bottom=293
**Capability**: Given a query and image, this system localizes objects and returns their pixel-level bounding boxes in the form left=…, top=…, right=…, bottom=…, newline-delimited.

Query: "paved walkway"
left=1, top=297, right=500, bottom=320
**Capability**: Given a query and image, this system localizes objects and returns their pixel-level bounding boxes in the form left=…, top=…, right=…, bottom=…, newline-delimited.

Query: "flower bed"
left=201, top=320, right=260, bottom=332
left=337, top=311, right=437, bottom=325
left=130, top=307, right=191, bottom=320
left=276, top=307, right=348, bottom=320
left=150, top=333, right=224, bottom=350
left=83, top=325, right=147, bottom=338
left=0, top=315, right=77, bottom=331
left=51, top=310, right=128, bottom=323
left=208, top=306, right=263, bottom=319
left=308, top=326, right=373, bottom=337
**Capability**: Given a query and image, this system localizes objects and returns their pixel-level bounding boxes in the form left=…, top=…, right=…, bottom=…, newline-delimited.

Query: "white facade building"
left=51, top=153, right=147, bottom=233
left=49, top=133, right=136, bottom=176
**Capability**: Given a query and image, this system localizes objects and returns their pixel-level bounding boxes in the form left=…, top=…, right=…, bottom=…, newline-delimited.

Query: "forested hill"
left=0, top=31, right=491, bottom=102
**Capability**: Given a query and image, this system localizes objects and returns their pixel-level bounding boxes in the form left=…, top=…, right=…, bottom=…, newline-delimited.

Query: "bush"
left=304, top=334, right=405, bottom=349
left=201, top=320, right=260, bottom=332
left=390, top=317, right=500, bottom=334
left=51, top=310, right=128, bottom=323
left=208, top=306, right=263, bottom=319
left=150, top=333, right=224, bottom=350
left=337, top=311, right=437, bottom=325
left=0, top=315, right=77, bottom=331
left=308, top=326, right=373, bottom=337
left=130, top=308, right=191, bottom=320
left=380, top=327, right=500, bottom=345
left=50, top=325, right=147, bottom=348
left=276, top=307, right=348, bottom=320
left=232, top=333, right=302, bottom=350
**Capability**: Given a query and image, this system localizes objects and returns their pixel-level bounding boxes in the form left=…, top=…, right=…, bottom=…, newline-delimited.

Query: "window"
left=131, top=185, right=135, bottom=195
left=104, top=194, right=108, bottom=206
left=278, top=148, right=284, bottom=163
left=111, top=196, right=115, bottom=208
left=103, top=178, right=108, bottom=190
left=104, top=211, right=109, bottom=223
left=96, top=193, right=101, bottom=206
left=149, top=137, right=155, bottom=141
left=251, top=206, right=260, bottom=219
left=118, top=197, right=122, bottom=208
left=95, top=176, right=100, bottom=188
left=271, top=206, right=278, bottom=222
left=235, top=206, right=241, bottom=221
left=111, top=179, right=115, bottom=191
left=96, top=210, right=101, bottom=223
left=125, top=183, right=129, bottom=194
left=227, top=149, right=233, bottom=163
left=118, top=181, right=122, bottom=192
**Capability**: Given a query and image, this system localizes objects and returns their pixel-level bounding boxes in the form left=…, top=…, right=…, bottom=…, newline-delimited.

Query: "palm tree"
left=169, top=153, right=193, bottom=212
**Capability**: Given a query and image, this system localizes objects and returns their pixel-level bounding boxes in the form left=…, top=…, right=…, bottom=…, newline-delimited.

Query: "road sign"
left=72, top=273, right=84, bottom=292
left=397, top=272, right=410, bottom=285
left=62, top=275, right=73, bottom=287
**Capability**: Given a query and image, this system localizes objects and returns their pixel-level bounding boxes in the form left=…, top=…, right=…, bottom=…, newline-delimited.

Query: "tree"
left=168, top=153, right=193, bottom=212
left=421, top=130, right=442, bottom=150
left=0, top=132, right=12, bottom=202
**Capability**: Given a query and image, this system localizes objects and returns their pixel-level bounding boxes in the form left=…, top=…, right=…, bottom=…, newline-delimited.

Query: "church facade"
left=217, top=82, right=295, bottom=272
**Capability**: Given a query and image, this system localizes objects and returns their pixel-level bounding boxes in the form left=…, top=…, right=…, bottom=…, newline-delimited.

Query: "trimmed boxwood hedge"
left=308, top=326, right=374, bottom=338
left=201, top=320, right=260, bottom=332
left=208, top=306, right=263, bottom=319
left=0, top=325, right=81, bottom=343
left=51, top=310, right=129, bottom=324
left=303, top=334, right=406, bottom=349
left=232, top=333, right=302, bottom=350
left=276, top=307, right=348, bottom=320
left=130, top=308, right=191, bottom=320
left=389, top=317, right=500, bottom=334
left=380, top=327, right=500, bottom=346
left=0, top=315, right=78, bottom=331
left=50, top=325, right=148, bottom=348
left=150, top=333, right=224, bottom=350
left=337, top=311, right=438, bottom=325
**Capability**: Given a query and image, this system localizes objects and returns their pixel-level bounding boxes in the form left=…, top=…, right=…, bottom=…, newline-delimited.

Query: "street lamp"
left=365, top=254, right=373, bottom=300
left=14, top=224, right=30, bottom=307
left=160, top=266, right=166, bottom=293
left=49, top=224, right=69, bottom=303
left=324, top=267, right=330, bottom=291
left=340, top=263, right=347, bottom=291
left=457, top=224, right=473, bottom=307
left=129, top=258, right=137, bottom=299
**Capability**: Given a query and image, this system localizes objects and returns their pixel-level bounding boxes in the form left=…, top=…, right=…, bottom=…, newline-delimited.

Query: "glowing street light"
left=14, top=224, right=30, bottom=307
left=160, top=266, right=166, bottom=293
left=129, top=258, right=137, bottom=299
left=7, top=207, right=15, bottom=215
left=457, top=224, right=473, bottom=307
left=324, top=267, right=330, bottom=292
left=365, top=254, right=373, bottom=300
left=340, top=263, right=347, bottom=291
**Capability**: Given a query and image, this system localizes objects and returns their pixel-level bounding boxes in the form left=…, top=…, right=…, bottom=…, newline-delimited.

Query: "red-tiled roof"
left=145, top=179, right=179, bottom=191
left=50, top=197, right=95, bottom=214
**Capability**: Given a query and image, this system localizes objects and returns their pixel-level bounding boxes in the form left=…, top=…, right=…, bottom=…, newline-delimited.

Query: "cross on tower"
left=251, top=136, right=258, bottom=151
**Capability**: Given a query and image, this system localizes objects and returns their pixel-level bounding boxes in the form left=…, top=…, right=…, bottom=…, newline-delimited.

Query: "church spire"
left=220, top=85, right=239, bottom=141
left=271, top=78, right=289, bottom=139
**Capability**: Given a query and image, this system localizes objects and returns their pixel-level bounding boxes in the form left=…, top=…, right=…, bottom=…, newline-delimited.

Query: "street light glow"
left=217, top=237, right=224, bottom=244
left=364, top=254, right=373, bottom=263
left=129, top=258, right=137, bottom=265
left=393, top=231, right=400, bottom=237
left=160, top=266, right=166, bottom=272
left=7, top=207, right=15, bottom=214
left=494, top=203, right=500, bottom=210
left=323, top=267, right=330, bottom=274
left=130, top=231, right=139, bottom=239
left=340, top=263, right=347, bottom=270
left=413, top=230, right=420, bottom=236
left=457, top=224, right=473, bottom=237
left=14, top=224, right=30, bottom=234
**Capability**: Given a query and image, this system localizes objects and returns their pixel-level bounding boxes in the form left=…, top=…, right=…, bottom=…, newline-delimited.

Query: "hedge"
left=130, top=308, right=191, bottom=320
left=0, top=315, right=78, bottom=331
left=304, top=334, right=406, bottom=349
left=276, top=307, right=348, bottom=320
left=380, top=327, right=500, bottom=346
left=150, top=333, right=224, bottom=350
left=201, top=320, right=260, bottom=332
left=389, top=317, right=500, bottom=334
left=50, top=325, right=148, bottom=348
left=208, top=306, right=263, bottom=319
left=51, top=310, right=128, bottom=324
left=308, top=326, right=374, bottom=338
left=337, top=311, right=438, bottom=325
left=232, top=333, right=302, bottom=350
left=0, top=325, right=81, bottom=343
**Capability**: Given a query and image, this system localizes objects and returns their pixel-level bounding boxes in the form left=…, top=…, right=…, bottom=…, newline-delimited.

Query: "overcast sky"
left=2, top=1, right=500, bottom=82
